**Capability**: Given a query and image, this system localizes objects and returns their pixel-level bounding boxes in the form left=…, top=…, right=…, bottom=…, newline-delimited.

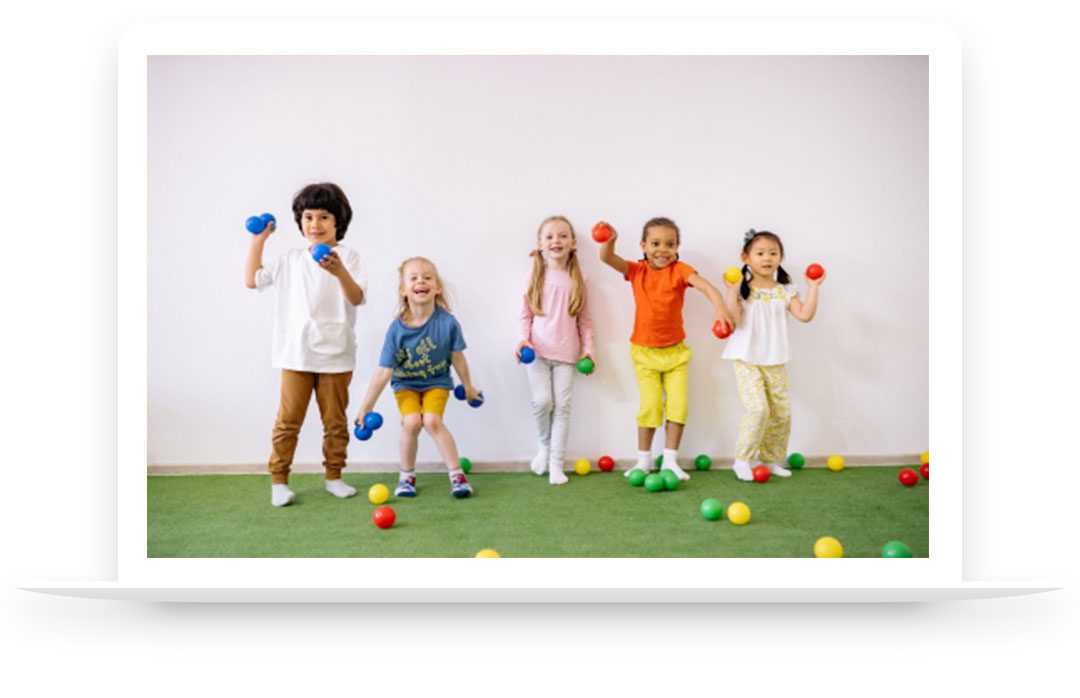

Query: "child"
left=722, top=229, right=825, bottom=481
left=598, top=217, right=734, bottom=481
left=245, top=182, right=367, bottom=507
left=517, top=215, right=596, bottom=485
left=354, top=257, right=481, bottom=498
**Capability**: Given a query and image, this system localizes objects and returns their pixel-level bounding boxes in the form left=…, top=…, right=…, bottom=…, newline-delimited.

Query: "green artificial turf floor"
left=148, top=466, right=928, bottom=558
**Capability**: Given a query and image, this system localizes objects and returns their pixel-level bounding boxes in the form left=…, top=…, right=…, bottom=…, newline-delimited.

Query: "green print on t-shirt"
left=393, top=337, right=447, bottom=380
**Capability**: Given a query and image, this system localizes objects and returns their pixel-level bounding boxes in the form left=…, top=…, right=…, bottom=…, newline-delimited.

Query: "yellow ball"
left=367, top=483, right=389, bottom=505
left=475, top=549, right=501, bottom=558
left=814, top=536, right=844, bottom=558
left=724, top=266, right=743, bottom=284
left=727, top=501, right=751, bottom=525
left=920, top=451, right=930, bottom=464
left=574, top=459, right=591, bottom=476
left=827, top=455, right=845, bottom=471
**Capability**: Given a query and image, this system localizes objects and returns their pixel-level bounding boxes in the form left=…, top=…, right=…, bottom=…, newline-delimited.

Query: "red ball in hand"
left=806, top=263, right=825, bottom=280
left=712, top=320, right=733, bottom=339
left=898, top=469, right=919, bottom=487
left=920, top=462, right=929, bottom=480
left=752, top=465, right=771, bottom=483
left=598, top=455, right=615, bottom=472
left=591, top=222, right=613, bottom=243
left=372, top=505, right=396, bottom=529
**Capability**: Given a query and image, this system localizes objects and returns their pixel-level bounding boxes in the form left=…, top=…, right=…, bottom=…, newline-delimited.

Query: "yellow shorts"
left=394, top=388, right=450, bottom=418
left=629, top=342, right=692, bottom=428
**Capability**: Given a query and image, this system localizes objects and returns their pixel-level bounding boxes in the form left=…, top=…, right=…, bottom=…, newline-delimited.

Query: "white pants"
left=527, top=358, right=576, bottom=468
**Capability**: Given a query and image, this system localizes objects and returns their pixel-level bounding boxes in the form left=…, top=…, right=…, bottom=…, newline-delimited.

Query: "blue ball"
left=454, top=384, right=466, bottom=401
left=468, top=392, right=485, bottom=408
left=363, top=412, right=384, bottom=430
left=353, top=425, right=373, bottom=441
left=246, top=215, right=265, bottom=233
left=259, top=212, right=276, bottom=226
left=311, top=243, right=332, bottom=262
left=519, top=346, right=535, bottom=364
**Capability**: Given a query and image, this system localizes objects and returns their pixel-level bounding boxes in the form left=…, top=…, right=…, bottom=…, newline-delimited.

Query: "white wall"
left=148, top=55, right=928, bottom=466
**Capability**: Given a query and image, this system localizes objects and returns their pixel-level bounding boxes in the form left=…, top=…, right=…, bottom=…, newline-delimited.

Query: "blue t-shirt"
left=379, top=306, right=467, bottom=393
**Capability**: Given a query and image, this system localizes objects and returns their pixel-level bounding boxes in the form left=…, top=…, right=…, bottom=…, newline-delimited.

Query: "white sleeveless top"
left=721, top=283, right=798, bottom=366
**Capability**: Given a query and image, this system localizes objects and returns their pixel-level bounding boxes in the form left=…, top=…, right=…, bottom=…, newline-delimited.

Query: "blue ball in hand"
left=468, top=392, right=485, bottom=408
left=519, top=346, right=535, bottom=364
left=363, top=412, right=384, bottom=430
left=246, top=215, right=266, bottom=233
left=454, top=384, right=466, bottom=401
left=353, top=424, right=373, bottom=441
left=259, top=212, right=276, bottom=227
left=311, top=243, right=332, bottom=262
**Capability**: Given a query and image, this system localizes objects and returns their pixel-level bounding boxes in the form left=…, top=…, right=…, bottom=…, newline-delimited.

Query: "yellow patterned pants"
left=733, top=360, right=791, bottom=463
left=630, top=342, right=692, bottom=428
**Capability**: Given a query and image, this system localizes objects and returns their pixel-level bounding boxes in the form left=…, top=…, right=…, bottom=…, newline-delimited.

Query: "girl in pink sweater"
left=517, top=215, right=596, bottom=484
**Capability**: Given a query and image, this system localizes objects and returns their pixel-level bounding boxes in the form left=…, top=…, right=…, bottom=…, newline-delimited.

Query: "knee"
left=401, top=414, right=423, bottom=436
left=551, top=395, right=572, bottom=418
left=422, top=413, right=444, bottom=433
left=532, top=395, right=554, bottom=415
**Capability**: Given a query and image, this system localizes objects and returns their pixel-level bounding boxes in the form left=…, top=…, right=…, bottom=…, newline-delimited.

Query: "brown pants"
left=268, top=369, right=353, bottom=485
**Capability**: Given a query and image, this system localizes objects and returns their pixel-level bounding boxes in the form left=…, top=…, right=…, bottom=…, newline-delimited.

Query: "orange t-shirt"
left=624, top=260, right=696, bottom=347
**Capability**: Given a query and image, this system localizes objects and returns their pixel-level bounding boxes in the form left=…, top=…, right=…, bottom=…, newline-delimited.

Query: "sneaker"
left=450, top=473, right=473, bottom=498
left=395, top=476, right=417, bottom=498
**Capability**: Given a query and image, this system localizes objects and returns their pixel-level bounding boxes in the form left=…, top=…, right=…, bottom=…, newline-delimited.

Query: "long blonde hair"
left=396, top=256, right=452, bottom=320
left=527, top=215, right=586, bottom=317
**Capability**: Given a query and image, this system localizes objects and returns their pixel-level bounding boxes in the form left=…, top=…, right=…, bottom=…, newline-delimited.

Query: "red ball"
left=712, top=320, right=733, bottom=339
left=898, top=469, right=919, bottom=487
left=752, top=465, right=771, bottom=483
left=806, top=263, right=825, bottom=280
left=598, top=455, right=615, bottom=472
left=372, top=505, right=396, bottom=529
left=920, top=462, right=929, bottom=480
left=591, top=222, right=613, bottom=243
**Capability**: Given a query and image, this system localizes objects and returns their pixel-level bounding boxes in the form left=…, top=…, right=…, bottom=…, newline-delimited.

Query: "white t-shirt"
left=722, top=283, right=798, bottom=365
left=254, top=244, right=367, bottom=373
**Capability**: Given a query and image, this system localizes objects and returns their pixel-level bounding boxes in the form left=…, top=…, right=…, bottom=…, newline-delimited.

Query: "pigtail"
left=566, top=250, right=585, bottom=317
left=526, top=249, right=547, bottom=316
left=740, top=264, right=751, bottom=300
left=777, top=266, right=791, bottom=285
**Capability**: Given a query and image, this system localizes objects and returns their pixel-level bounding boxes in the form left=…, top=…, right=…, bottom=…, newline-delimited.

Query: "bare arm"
left=451, top=351, right=482, bottom=403
left=597, top=224, right=630, bottom=276
left=354, top=367, right=393, bottom=425
left=688, top=273, right=736, bottom=327
left=723, top=279, right=743, bottom=327
left=319, top=251, right=365, bottom=306
left=789, top=270, right=826, bottom=322
left=244, top=223, right=274, bottom=288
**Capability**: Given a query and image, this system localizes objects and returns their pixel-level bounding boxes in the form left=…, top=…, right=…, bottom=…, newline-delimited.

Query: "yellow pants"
left=630, top=342, right=691, bottom=428
left=394, top=388, right=450, bottom=418
left=733, top=360, right=791, bottom=463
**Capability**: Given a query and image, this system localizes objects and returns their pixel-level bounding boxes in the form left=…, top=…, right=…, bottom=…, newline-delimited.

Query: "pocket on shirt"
left=304, top=320, right=351, bottom=355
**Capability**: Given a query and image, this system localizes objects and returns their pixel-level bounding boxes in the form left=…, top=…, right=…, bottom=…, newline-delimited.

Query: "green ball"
left=787, top=452, right=805, bottom=469
left=655, top=455, right=664, bottom=468
left=700, top=498, right=723, bottom=521
left=694, top=454, right=712, bottom=471
left=660, top=470, right=680, bottom=491
left=644, top=473, right=665, bottom=492
left=459, top=457, right=472, bottom=473
left=627, top=468, right=647, bottom=487
left=576, top=357, right=595, bottom=375
left=882, top=541, right=913, bottom=558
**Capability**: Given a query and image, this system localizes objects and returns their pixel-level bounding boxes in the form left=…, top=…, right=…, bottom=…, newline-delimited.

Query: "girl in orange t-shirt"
left=598, top=217, right=734, bottom=481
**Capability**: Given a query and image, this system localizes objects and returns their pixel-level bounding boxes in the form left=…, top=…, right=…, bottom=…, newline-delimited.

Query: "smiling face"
left=537, top=218, right=576, bottom=263
left=742, top=236, right=784, bottom=279
left=300, top=208, right=337, bottom=246
left=400, top=259, right=440, bottom=308
left=640, top=224, right=680, bottom=269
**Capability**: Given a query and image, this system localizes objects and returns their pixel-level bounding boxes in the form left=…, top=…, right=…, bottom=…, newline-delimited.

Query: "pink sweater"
left=518, top=268, right=596, bottom=364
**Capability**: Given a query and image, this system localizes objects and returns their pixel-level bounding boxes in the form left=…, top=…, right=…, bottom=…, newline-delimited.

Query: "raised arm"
left=318, top=251, right=365, bottom=306
left=723, top=277, right=743, bottom=327
left=597, top=223, right=630, bottom=276
left=244, top=221, right=274, bottom=288
left=788, top=270, right=826, bottom=322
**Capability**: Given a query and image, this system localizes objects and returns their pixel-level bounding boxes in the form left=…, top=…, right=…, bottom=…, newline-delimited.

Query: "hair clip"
left=743, top=228, right=758, bottom=244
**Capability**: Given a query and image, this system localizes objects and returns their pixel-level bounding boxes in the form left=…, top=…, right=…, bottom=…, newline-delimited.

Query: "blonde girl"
left=517, top=216, right=596, bottom=485
left=355, top=257, right=482, bottom=498
left=722, top=229, right=825, bottom=481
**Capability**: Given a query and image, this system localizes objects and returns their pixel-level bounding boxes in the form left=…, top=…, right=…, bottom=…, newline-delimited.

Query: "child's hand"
left=598, top=221, right=618, bottom=243
left=253, top=219, right=275, bottom=240
left=515, top=340, right=534, bottom=364
left=579, top=353, right=597, bottom=375
left=806, top=268, right=827, bottom=286
left=319, top=250, right=344, bottom=276
left=714, top=308, right=736, bottom=331
left=354, top=408, right=372, bottom=427
left=465, top=385, right=484, bottom=405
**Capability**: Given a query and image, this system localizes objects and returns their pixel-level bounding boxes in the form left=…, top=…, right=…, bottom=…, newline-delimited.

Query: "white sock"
left=325, top=478, right=357, bottom=498
left=626, top=450, right=654, bottom=477
left=732, top=459, right=754, bottom=481
left=661, top=449, right=690, bottom=481
left=271, top=483, right=295, bottom=507
left=766, top=460, right=792, bottom=477
left=549, top=466, right=568, bottom=485
left=531, top=448, right=549, bottom=475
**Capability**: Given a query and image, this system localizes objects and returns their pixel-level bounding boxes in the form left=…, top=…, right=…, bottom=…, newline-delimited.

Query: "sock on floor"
left=766, top=460, right=792, bottom=477
left=325, top=478, right=357, bottom=498
left=661, top=448, right=690, bottom=481
left=549, top=467, right=568, bottom=485
left=732, top=459, right=754, bottom=481
left=531, top=448, right=549, bottom=475
left=626, top=450, right=654, bottom=477
left=271, top=483, right=295, bottom=507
